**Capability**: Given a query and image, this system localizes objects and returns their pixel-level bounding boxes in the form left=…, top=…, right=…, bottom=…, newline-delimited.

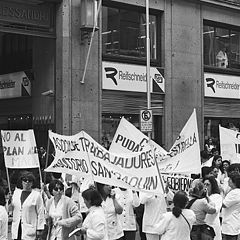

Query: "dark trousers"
left=14, top=221, right=22, bottom=240
left=119, top=230, right=136, bottom=240
left=190, top=225, right=202, bottom=240
left=222, top=234, right=238, bottom=240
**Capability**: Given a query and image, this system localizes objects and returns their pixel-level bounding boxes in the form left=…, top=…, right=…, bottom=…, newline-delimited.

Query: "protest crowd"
left=1, top=110, right=240, bottom=240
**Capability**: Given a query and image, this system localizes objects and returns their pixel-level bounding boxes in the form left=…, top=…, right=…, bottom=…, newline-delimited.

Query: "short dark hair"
left=51, top=172, right=62, bottom=180
left=229, top=172, right=240, bottom=188
left=201, top=166, right=212, bottom=178
left=222, top=160, right=230, bottom=166
left=172, top=191, right=189, bottom=218
left=18, top=171, right=36, bottom=189
left=228, top=163, right=240, bottom=175
left=200, top=150, right=209, bottom=159
left=95, top=182, right=110, bottom=198
left=82, top=188, right=102, bottom=207
left=48, top=179, right=64, bottom=195
left=0, top=187, right=6, bottom=206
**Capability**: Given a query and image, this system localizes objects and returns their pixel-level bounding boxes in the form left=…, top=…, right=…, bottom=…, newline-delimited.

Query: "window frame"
left=203, top=20, right=240, bottom=75
left=102, top=1, right=162, bottom=66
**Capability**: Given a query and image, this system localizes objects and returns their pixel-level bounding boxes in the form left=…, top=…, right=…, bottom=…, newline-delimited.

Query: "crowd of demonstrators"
left=2, top=147, right=240, bottom=240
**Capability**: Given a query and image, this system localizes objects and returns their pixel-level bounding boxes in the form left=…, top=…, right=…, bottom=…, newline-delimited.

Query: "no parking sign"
left=140, top=110, right=152, bottom=132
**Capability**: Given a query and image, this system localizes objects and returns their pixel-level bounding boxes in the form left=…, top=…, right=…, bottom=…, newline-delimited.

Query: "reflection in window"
left=102, top=6, right=157, bottom=60
left=203, top=24, right=240, bottom=70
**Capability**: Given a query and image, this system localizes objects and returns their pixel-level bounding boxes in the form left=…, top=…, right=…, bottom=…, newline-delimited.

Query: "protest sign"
left=161, top=173, right=193, bottom=192
left=109, top=110, right=200, bottom=191
left=109, top=117, right=167, bottom=160
left=158, top=109, right=201, bottom=175
left=1, top=130, right=39, bottom=168
left=45, top=131, right=164, bottom=195
left=219, top=125, right=240, bottom=163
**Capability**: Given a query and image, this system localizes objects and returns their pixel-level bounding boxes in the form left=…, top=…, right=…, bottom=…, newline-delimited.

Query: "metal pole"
left=81, top=0, right=102, bottom=84
left=146, top=0, right=151, bottom=138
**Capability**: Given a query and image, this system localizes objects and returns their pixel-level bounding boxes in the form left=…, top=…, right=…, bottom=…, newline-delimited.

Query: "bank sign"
left=0, top=71, right=31, bottom=99
left=102, top=61, right=165, bottom=93
left=204, top=73, right=240, bottom=99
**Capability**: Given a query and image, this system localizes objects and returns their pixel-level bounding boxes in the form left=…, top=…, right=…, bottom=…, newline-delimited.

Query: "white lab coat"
left=11, top=188, right=45, bottom=240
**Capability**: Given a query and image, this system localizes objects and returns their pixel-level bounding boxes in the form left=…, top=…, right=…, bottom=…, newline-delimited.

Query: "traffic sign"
left=140, top=109, right=152, bottom=132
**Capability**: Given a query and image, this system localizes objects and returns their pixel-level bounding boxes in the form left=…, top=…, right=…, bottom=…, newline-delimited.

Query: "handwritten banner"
left=158, top=109, right=201, bottom=174
left=1, top=130, right=39, bottom=168
left=219, top=125, right=240, bottom=163
left=109, top=117, right=167, bottom=160
left=109, top=110, right=200, bottom=191
left=45, top=131, right=164, bottom=195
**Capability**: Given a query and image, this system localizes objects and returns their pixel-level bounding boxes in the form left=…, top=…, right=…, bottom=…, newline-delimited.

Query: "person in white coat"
left=11, top=171, right=45, bottom=240
left=221, top=172, right=240, bottom=240
left=140, top=187, right=174, bottom=240
left=154, top=191, right=196, bottom=240
left=115, top=188, right=140, bottom=240
left=75, top=187, right=108, bottom=240
left=0, top=187, right=8, bottom=240
left=203, top=176, right=223, bottom=240
left=96, top=183, right=124, bottom=240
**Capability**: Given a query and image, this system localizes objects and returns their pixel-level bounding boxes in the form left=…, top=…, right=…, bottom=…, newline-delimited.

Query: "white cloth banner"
left=1, top=130, right=39, bottom=168
left=158, top=109, right=201, bottom=174
left=109, top=117, right=167, bottom=159
left=45, top=131, right=164, bottom=195
left=110, top=110, right=201, bottom=175
left=219, top=125, right=240, bottom=163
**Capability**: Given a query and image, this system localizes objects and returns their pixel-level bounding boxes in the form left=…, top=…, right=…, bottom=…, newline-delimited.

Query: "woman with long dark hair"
left=187, top=181, right=216, bottom=240
left=154, top=190, right=195, bottom=240
left=96, top=183, right=123, bottom=240
left=203, top=176, right=222, bottom=240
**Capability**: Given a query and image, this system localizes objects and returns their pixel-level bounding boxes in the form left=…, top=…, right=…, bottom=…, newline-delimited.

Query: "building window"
left=102, top=4, right=159, bottom=62
left=0, top=33, right=32, bottom=75
left=203, top=23, right=240, bottom=70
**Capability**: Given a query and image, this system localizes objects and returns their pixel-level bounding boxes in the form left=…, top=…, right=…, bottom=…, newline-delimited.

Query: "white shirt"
left=205, top=194, right=222, bottom=240
left=140, top=192, right=168, bottom=234
left=101, top=197, right=123, bottom=240
left=0, top=205, right=8, bottom=240
left=222, top=188, right=240, bottom=235
left=82, top=206, right=108, bottom=240
left=115, top=188, right=140, bottom=231
left=49, top=198, right=64, bottom=240
left=154, top=209, right=196, bottom=240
